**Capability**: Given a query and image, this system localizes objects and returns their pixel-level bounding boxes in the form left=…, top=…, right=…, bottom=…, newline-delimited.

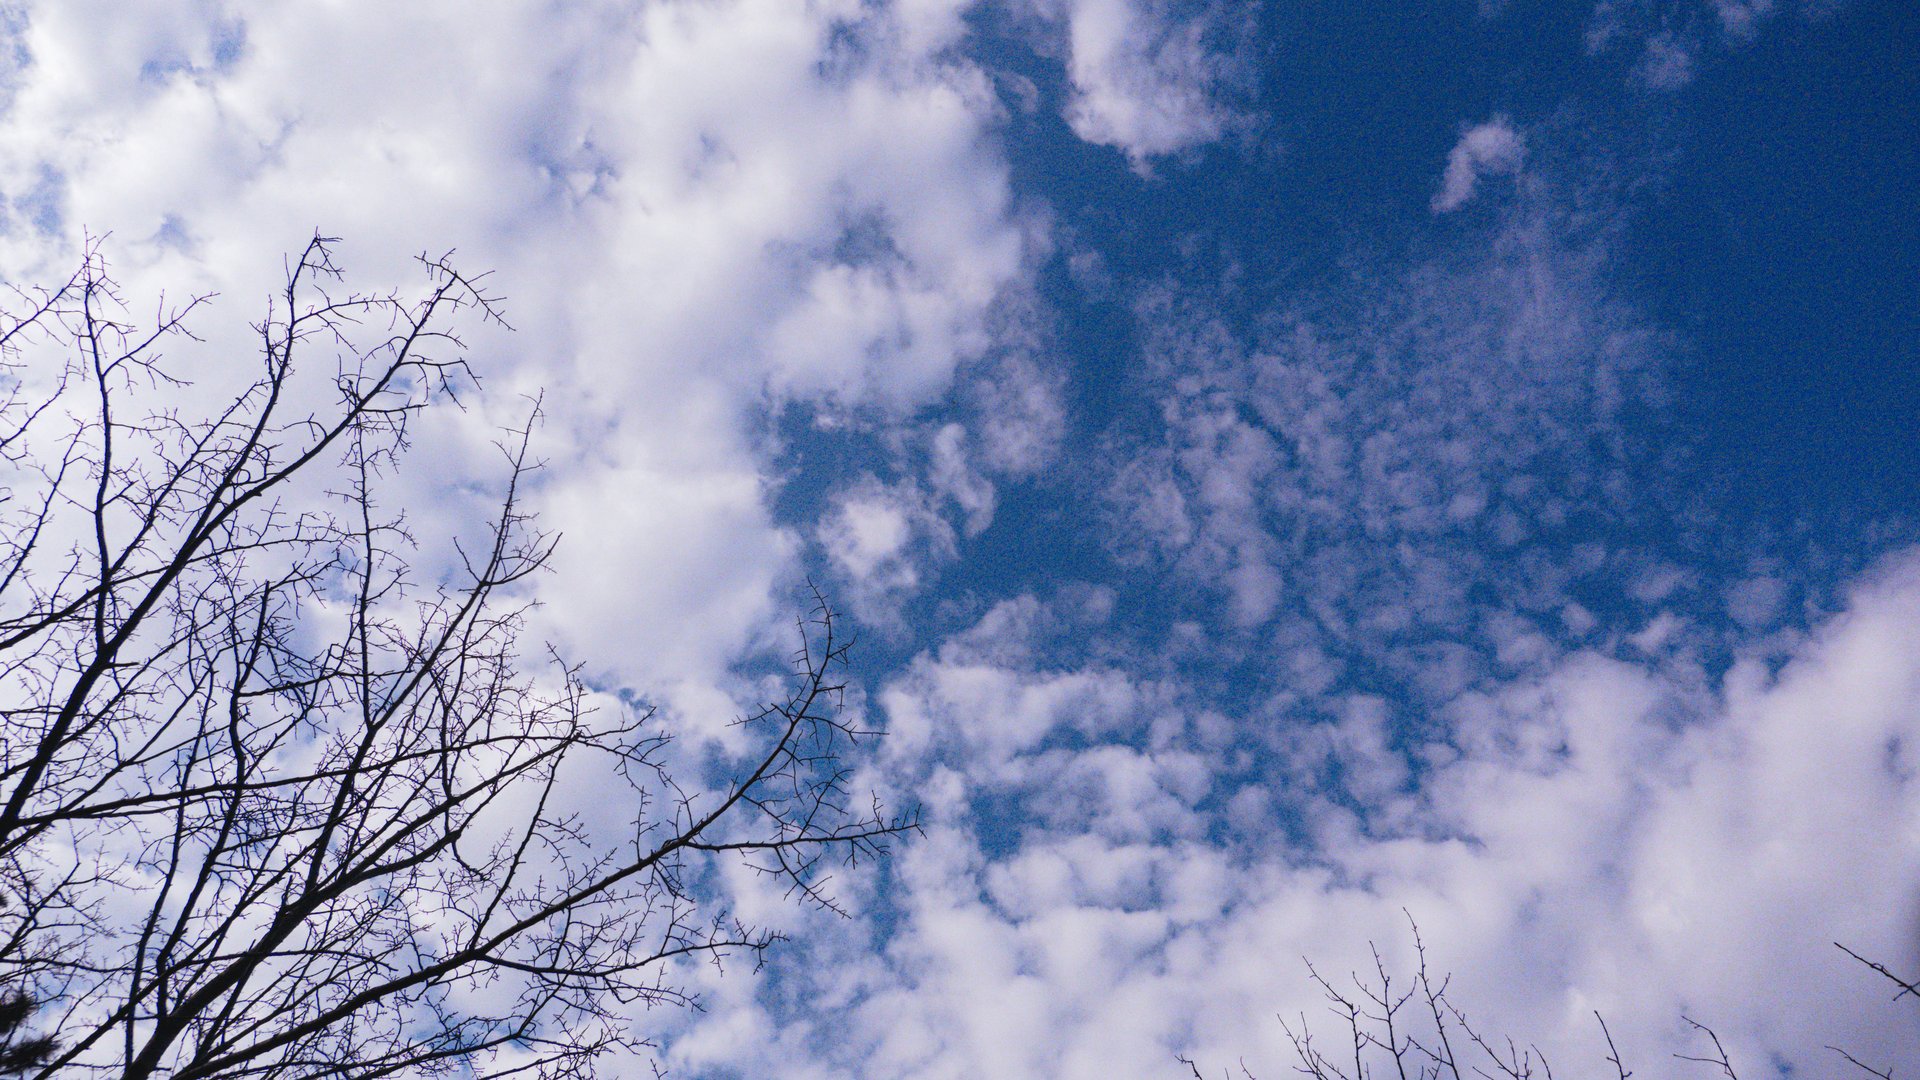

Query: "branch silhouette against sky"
left=0, top=0, right=1915, bottom=1075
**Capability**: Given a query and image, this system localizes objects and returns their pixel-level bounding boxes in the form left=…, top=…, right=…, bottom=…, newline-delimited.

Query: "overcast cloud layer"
left=2, top=1, right=1915, bottom=1077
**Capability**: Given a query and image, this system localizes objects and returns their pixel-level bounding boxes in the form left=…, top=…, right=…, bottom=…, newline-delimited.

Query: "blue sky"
left=2, top=1, right=1917, bottom=1076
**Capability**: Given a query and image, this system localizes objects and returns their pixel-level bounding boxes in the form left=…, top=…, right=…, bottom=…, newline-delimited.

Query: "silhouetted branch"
left=1674, top=1016, right=1738, bottom=1079
left=0, top=237, right=912, bottom=1078
left=1838, top=942, right=1920, bottom=1004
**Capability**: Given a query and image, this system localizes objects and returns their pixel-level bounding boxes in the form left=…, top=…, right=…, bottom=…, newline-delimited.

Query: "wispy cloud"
left=1105, top=166, right=1672, bottom=719
left=1582, top=0, right=1844, bottom=89
left=1432, top=116, right=1525, bottom=212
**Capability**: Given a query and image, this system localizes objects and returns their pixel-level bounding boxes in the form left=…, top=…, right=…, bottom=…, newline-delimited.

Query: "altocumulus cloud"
left=701, top=558, right=1920, bottom=1077
left=1, top=1, right=1914, bottom=1078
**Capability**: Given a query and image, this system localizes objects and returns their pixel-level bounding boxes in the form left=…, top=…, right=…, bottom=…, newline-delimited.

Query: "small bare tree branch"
left=1674, top=1015, right=1739, bottom=1079
left=1838, top=943, right=1920, bottom=1004
left=1595, top=1012, right=1630, bottom=1080
left=1828, top=1043, right=1896, bottom=1080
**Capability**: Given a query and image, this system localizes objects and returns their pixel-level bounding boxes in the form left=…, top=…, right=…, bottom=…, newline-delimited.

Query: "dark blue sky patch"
left=1633, top=0, right=1920, bottom=525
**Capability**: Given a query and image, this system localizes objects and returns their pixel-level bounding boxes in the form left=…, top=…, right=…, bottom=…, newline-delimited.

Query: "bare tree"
left=0, top=236, right=912, bottom=1078
left=1186, top=914, right=1917, bottom=1080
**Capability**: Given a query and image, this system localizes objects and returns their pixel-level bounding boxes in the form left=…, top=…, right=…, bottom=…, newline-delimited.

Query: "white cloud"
left=1637, top=29, right=1698, bottom=89
left=817, top=475, right=958, bottom=625
left=1105, top=175, right=1670, bottom=703
left=1029, top=0, right=1246, bottom=167
left=929, top=422, right=998, bottom=535
left=679, top=550, right=1920, bottom=1078
left=1585, top=0, right=1831, bottom=90
left=1713, top=0, right=1778, bottom=38
left=0, top=0, right=1042, bottom=689
left=1432, top=115, right=1525, bottom=212
left=828, top=493, right=923, bottom=584
left=966, top=351, right=1067, bottom=476
left=881, top=651, right=1143, bottom=783
left=537, top=455, right=795, bottom=688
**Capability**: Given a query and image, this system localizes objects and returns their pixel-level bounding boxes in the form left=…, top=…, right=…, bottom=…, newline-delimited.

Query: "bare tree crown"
left=0, top=237, right=913, bottom=1078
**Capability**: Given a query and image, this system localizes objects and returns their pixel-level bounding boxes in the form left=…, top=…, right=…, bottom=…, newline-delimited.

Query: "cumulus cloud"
left=808, top=392, right=1057, bottom=626
left=643, top=118, right=1910, bottom=1072
left=963, top=350, right=1068, bottom=476
left=1027, top=0, right=1248, bottom=167
left=0, top=0, right=1042, bottom=690
left=878, top=594, right=1149, bottom=780
left=817, top=475, right=958, bottom=625
left=1432, top=115, right=1525, bottom=212
left=928, top=422, right=999, bottom=534
left=674, top=551, right=1920, bottom=1078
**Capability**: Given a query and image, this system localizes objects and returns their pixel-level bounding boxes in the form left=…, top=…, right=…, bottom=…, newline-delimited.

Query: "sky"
left=2, top=0, right=1918, bottom=1076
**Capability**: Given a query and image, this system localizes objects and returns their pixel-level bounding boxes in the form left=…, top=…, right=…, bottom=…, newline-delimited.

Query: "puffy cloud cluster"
left=1105, top=174, right=1674, bottom=724
left=1022, top=0, right=1250, bottom=168
left=670, top=552, right=1920, bottom=1078
left=0, top=0, right=1056, bottom=692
